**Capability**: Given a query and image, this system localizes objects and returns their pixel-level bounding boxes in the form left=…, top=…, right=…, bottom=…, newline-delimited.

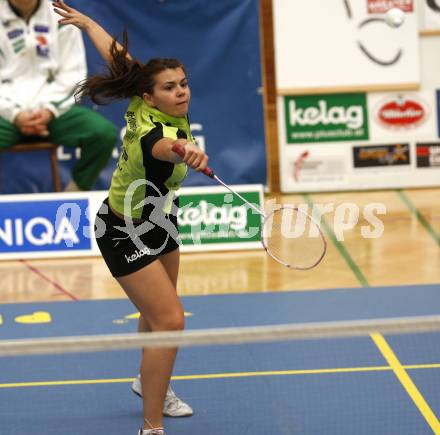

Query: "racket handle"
left=171, top=142, right=214, bottom=178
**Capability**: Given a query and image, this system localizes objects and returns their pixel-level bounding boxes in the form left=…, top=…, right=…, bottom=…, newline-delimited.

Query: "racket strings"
left=263, top=207, right=326, bottom=270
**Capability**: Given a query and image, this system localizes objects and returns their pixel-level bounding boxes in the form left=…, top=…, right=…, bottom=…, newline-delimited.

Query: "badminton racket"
left=172, top=143, right=327, bottom=270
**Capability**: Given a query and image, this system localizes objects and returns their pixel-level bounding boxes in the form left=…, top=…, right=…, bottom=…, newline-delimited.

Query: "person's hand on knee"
left=31, top=109, right=54, bottom=137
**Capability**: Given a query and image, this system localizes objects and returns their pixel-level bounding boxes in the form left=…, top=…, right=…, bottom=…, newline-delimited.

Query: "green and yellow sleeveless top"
left=109, top=96, right=192, bottom=219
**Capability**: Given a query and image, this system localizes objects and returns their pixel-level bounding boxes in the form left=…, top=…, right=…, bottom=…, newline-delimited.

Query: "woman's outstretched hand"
left=52, top=0, right=92, bottom=30
left=53, top=0, right=127, bottom=63
left=172, top=140, right=209, bottom=172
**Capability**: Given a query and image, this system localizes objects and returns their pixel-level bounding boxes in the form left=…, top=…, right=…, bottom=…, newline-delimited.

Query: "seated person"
left=0, top=0, right=117, bottom=191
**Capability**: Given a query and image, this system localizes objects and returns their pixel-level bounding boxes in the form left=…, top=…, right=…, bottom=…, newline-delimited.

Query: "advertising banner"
left=352, top=143, right=411, bottom=168
left=368, top=91, right=437, bottom=139
left=0, top=185, right=264, bottom=260
left=416, top=142, right=440, bottom=167
left=283, top=93, right=369, bottom=144
left=278, top=91, right=440, bottom=192
left=368, top=0, right=414, bottom=13
left=178, top=190, right=262, bottom=249
left=279, top=144, right=349, bottom=192
left=0, top=198, right=92, bottom=254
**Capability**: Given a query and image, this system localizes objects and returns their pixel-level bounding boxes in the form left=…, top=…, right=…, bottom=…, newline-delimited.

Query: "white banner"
left=418, top=0, right=440, bottom=31
left=278, top=92, right=440, bottom=192
left=279, top=144, right=350, bottom=192
left=273, top=0, right=420, bottom=93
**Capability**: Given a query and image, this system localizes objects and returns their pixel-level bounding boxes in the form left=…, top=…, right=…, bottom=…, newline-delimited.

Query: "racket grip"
left=171, top=142, right=214, bottom=178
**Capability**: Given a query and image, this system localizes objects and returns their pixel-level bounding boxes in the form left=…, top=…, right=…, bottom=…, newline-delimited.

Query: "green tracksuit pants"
left=0, top=105, right=117, bottom=190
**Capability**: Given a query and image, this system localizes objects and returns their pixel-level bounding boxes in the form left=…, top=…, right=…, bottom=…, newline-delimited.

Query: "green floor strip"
left=302, top=194, right=370, bottom=287
left=396, top=190, right=440, bottom=247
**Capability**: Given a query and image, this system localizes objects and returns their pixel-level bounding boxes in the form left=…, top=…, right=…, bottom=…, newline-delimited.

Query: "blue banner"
left=0, top=0, right=265, bottom=193
left=0, top=199, right=91, bottom=253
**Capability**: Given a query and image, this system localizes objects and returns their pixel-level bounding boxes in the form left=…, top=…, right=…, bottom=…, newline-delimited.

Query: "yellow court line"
left=405, top=363, right=440, bottom=370
left=0, top=367, right=389, bottom=388
left=371, top=333, right=440, bottom=434
left=0, top=378, right=136, bottom=388
left=171, top=366, right=390, bottom=380
left=1, top=363, right=440, bottom=389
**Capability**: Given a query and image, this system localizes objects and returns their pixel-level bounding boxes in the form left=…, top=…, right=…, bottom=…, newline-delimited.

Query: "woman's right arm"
left=52, top=0, right=131, bottom=63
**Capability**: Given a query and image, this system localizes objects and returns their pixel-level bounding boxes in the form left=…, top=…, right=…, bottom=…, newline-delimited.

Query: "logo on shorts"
left=125, top=246, right=151, bottom=263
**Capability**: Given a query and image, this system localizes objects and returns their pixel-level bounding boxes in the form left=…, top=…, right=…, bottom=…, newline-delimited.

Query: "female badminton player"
left=53, top=2, right=208, bottom=434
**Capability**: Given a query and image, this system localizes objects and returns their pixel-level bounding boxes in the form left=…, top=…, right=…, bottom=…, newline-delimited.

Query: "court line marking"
left=19, top=260, right=79, bottom=301
left=371, top=333, right=440, bottom=433
left=302, top=194, right=369, bottom=287
left=1, top=362, right=440, bottom=389
left=396, top=189, right=440, bottom=247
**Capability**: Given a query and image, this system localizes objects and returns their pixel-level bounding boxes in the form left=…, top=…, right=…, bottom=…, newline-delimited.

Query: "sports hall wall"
left=0, top=0, right=266, bottom=194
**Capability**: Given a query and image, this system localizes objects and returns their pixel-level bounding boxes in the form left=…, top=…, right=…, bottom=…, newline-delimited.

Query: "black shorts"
left=94, top=198, right=180, bottom=277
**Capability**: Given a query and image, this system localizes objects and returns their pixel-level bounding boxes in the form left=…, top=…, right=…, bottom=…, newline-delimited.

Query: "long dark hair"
left=76, top=30, right=186, bottom=105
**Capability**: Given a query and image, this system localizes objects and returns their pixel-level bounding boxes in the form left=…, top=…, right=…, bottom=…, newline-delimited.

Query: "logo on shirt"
left=34, top=24, right=49, bottom=33
left=35, top=35, right=50, bottom=58
left=12, top=38, right=25, bottom=53
left=7, top=28, right=23, bottom=39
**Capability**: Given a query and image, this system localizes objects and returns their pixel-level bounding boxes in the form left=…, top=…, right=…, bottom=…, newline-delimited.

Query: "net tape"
left=1, top=315, right=440, bottom=357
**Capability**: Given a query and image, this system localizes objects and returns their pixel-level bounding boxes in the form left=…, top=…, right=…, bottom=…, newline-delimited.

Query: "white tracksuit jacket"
left=0, top=0, right=87, bottom=123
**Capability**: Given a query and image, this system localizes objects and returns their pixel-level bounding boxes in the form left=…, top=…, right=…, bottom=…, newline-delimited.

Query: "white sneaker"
left=132, top=375, right=194, bottom=417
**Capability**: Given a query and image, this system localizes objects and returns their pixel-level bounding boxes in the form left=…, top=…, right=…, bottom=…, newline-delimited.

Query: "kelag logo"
left=284, top=93, right=369, bottom=144
left=177, top=192, right=261, bottom=245
left=353, top=144, right=410, bottom=167
left=0, top=200, right=91, bottom=253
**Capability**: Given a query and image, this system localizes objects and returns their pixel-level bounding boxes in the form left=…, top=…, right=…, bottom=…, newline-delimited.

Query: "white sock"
left=142, top=428, right=164, bottom=435
left=143, top=418, right=164, bottom=434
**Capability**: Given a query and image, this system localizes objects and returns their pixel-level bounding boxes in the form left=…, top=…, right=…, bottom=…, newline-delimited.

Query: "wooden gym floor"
left=0, top=187, right=438, bottom=304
